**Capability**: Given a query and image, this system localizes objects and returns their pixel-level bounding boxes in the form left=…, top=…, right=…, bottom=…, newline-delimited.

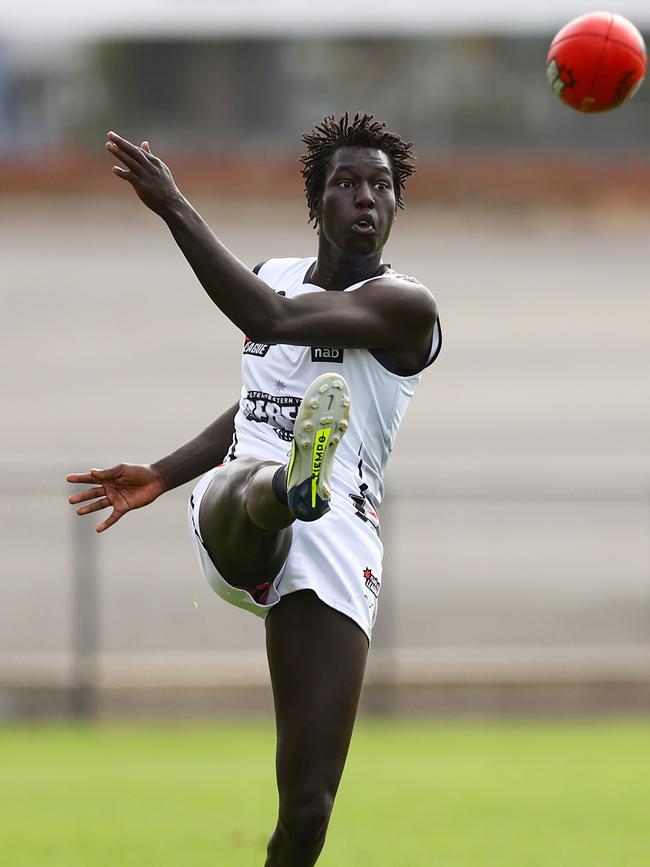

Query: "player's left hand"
left=106, top=131, right=183, bottom=217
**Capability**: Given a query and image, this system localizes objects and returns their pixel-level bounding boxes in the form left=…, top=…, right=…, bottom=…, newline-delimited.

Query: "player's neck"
left=308, top=249, right=384, bottom=292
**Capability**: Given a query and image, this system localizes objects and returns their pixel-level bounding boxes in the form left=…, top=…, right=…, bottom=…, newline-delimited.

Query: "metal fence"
left=1, top=462, right=648, bottom=717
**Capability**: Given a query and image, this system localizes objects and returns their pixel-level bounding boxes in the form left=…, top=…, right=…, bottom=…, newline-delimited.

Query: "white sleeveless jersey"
left=226, top=256, right=442, bottom=527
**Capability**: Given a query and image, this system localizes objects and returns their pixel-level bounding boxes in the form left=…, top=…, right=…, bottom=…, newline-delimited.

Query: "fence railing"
left=1, top=460, right=648, bottom=716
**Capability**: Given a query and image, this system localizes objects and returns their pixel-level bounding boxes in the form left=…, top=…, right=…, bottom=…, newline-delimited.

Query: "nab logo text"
left=311, top=346, right=344, bottom=363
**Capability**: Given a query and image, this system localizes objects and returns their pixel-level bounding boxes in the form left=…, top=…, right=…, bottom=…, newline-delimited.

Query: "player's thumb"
left=141, top=141, right=151, bottom=152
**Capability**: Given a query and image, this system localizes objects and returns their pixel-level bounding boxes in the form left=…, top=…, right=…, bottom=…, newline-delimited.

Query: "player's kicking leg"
left=197, top=373, right=350, bottom=586
left=264, top=589, right=368, bottom=867
left=197, top=374, right=356, bottom=865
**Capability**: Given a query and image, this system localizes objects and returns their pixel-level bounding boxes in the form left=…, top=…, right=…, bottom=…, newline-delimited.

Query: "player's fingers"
left=107, top=131, right=149, bottom=165
left=76, top=497, right=111, bottom=516
left=112, top=165, right=135, bottom=181
left=140, top=140, right=161, bottom=165
left=96, top=510, right=121, bottom=533
left=106, top=141, right=141, bottom=173
left=67, top=472, right=98, bottom=484
left=68, top=486, right=105, bottom=505
left=88, top=465, right=123, bottom=481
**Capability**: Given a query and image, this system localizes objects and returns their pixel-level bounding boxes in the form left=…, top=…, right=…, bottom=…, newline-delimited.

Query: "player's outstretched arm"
left=150, top=400, right=239, bottom=491
left=105, top=132, right=436, bottom=356
left=106, top=132, right=281, bottom=333
left=67, top=402, right=239, bottom=532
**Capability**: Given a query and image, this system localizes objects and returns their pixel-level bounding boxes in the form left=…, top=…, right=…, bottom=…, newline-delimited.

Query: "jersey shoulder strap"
left=256, top=257, right=314, bottom=290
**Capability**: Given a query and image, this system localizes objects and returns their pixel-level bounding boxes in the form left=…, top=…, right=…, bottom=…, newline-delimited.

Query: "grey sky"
left=1, top=2, right=649, bottom=40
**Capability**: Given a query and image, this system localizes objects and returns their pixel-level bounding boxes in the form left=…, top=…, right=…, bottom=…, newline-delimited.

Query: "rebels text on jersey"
left=242, top=390, right=302, bottom=442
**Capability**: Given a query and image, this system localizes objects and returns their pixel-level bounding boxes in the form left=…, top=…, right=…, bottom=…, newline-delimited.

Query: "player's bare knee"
left=199, top=460, right=259, bottom=540
left=278, top=790, right=334, bottom=848
left=212, top=458, right=259, bottom=513
left=241, top=459, right=279, bottom=496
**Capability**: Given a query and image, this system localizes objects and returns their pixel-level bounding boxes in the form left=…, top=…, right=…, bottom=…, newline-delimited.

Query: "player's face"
left=318, top=147, right=397, bottom=254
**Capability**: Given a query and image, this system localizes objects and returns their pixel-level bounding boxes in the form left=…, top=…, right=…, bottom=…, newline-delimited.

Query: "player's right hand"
left=106, top=131, right=183, bottom=217
left=66, top=464, right=166, bottom=533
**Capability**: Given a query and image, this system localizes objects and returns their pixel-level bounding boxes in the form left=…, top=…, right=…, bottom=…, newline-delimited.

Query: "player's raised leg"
left=198, top=373, right=351, bottom=586
left=198, top=457, right=294, bottom=585
left=264, top=590, right=368, bottom=867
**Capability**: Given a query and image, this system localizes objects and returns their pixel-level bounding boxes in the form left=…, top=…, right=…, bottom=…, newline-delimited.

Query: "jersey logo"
left=242, top=390, right=301, bottom=441
left=243, top=337, right=271, bottom=357
left=311, top=346, right=344, bottom=363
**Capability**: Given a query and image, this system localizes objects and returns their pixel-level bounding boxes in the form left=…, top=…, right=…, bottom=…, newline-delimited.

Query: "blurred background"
left=1, top=1, right=649, bottom=720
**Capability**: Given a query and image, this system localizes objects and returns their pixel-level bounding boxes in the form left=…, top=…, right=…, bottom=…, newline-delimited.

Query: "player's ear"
left=311, top=199, right=322, bottom=229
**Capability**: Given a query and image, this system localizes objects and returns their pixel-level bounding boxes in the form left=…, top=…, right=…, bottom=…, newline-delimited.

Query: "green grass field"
left=1, top=720, right=649, bottom=867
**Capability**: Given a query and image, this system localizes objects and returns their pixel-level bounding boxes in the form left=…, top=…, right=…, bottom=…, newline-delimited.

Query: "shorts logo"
left=243, top=337, right=271, bottom=357
left=363, top=566, right=380, bottom=598
left=242, top=390, right=301, bottom=441
left=311, top=346, right=344, bottom=363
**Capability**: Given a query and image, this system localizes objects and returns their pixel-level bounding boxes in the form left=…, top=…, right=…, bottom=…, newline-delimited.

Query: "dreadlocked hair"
left=299, top=112, right=415, bottom=226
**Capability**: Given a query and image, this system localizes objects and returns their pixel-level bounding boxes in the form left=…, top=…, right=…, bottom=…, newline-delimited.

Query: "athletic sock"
left=271, top=464, right=288, bottom=506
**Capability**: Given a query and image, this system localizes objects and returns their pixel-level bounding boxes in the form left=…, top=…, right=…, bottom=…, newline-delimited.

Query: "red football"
left=546, top=11, right=647, bottom=112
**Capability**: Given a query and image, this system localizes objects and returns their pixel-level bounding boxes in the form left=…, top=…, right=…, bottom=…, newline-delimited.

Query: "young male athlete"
left=67, top=113, right=441, bottom=867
